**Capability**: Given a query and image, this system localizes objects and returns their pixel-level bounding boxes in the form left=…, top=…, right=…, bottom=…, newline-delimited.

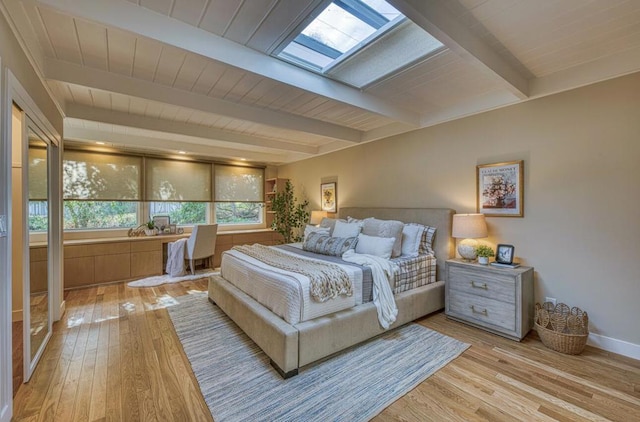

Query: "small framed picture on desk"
left=496, top=244, right=514, bottom=264
left=153, top=215, right=170, bottom=231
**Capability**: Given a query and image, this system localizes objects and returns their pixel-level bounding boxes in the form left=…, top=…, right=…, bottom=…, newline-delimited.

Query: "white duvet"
left=220, top=246, right=363, bottom=325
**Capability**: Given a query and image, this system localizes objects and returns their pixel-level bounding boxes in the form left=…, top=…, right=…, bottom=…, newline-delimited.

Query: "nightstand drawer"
left=448, top=290, right=516, bottom=332
left=448, top=266, right=515, bottom=303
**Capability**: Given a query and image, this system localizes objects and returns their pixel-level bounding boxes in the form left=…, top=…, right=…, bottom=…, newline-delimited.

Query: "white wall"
left=278, top=72, right=640, bottom=352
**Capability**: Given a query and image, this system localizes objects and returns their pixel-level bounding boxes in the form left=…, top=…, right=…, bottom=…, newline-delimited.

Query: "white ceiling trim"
left=65, top=103, right=320, bottom=156
left=389, top=0, right=529, bottom=100
left=64, top=126, right=289, bottom=163
left=44, top=57, right=362, bottom=143
left=35, top=0, right=422, bottom=126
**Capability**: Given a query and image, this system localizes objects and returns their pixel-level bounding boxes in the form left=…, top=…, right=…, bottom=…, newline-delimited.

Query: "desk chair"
left=185, top=224, right=218, bottom=274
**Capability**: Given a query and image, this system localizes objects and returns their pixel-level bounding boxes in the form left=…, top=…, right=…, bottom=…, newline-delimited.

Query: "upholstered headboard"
left=338, top=207, right=456, bottom=281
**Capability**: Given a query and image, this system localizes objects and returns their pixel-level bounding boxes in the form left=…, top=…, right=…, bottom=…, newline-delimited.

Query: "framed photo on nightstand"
left=496, top=244, right=515, bottom=264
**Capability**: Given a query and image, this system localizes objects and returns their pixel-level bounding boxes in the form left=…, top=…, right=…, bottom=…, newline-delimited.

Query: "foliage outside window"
left=150, top=202, right=207, bottom=226
left=29, top=201, right=48, bottom=231
left=63, top=201, right=137, bottom=230
left=215, top=202, right=263, bottom=225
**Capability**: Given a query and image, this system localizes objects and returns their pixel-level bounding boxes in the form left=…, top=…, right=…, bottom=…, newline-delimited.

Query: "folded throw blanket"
left=166, top=238, right=188, bottom=277
left=232, top=244, right=352, bottom=302
left=342, top=249, right=398, bottom=329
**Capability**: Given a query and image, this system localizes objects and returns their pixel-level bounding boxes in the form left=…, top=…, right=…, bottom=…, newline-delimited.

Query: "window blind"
left=28, top=146, right=47, bottom=201
left=63, top=150, right=142, bottom=200
left=214, top=165, right=264, bottom=202
left=145, top=158, right=212, bottom=201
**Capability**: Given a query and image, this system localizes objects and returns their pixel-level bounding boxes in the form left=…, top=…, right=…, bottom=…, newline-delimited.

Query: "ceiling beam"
left=65, top=104, right=319, bottom=155
left=44, top=58, right=361, bottom=143
left=64, top=126, right=289, bottom=164
left=36, top=0, right=422, bottom=125
left=389, top=0, right=529, bottom=100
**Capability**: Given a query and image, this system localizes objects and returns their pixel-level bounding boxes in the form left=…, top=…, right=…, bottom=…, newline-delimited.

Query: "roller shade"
left=145, top=158, right=212, bottom=201
left=28, top=146, right=47, bottom=201
left=63, top=150, right=142, bottom=200
left=214, top=165, right=264, bottom=202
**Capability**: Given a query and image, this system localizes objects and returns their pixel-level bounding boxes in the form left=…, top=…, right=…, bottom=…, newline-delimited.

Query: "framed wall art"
left=321, top=182, right=337, bottom=213
left=477, top=160, right=523, bottom=217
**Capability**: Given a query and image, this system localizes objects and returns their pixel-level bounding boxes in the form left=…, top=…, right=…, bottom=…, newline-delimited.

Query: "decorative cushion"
left=361, top=218, right=404, bottom=258
left=331, top=220, right=363, bottom=238
left=419, top=225, right=437, bottom=255
left=355, top=233, right=395, bottom=259
left=303, top=225, right=330, bottom=242
left=319, top=217, right=345, bottom=236
left=303, top=233, right=357, bottom=256
left=401, top=223, right=425, bottom=257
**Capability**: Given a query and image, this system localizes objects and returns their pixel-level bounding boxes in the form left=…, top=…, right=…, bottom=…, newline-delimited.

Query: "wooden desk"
left=53, top=229, right=282, bottom=290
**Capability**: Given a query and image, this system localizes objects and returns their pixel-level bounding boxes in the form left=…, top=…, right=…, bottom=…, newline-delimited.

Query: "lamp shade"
left=309, top=210, right=328, bottom=225
left=452, top=214, right=488, bottom=239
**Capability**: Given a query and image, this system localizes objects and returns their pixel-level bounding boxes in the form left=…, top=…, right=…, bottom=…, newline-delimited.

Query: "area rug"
left=127, top=269, right=218, bottom=287
left=168, top=293, right=470, bottom=422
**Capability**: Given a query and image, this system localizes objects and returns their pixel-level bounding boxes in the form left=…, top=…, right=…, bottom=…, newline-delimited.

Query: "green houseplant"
left=271, top=180, right=309, bottom=243
left=144, top=219, right=157, bottom=236
left=475, top=244, right=494, bottom=265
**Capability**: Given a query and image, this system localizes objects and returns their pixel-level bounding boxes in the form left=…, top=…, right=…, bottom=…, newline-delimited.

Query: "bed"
left=208, top=207, right=455, bottom=377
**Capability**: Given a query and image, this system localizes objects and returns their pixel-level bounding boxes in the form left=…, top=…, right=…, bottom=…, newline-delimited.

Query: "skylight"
left=278, top=0, right=403, bottom=72
left=275, top=0, right=445, bottom=88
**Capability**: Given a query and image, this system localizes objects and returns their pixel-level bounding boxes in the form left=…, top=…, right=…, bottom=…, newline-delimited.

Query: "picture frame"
left=152, top=215, right=170, bottom=231
left=321, top=182, right=337, bottom=213
left=168, top=224, right=177, bottom=234
left=496, top=244, right=515, bottom=264
left=477, top=160, right=523, bottom=217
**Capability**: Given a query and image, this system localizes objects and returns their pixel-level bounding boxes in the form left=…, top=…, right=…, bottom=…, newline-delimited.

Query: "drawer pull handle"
left=470, top=305, right=488, bottom=316
left=470, top=281, right=488, bottom=290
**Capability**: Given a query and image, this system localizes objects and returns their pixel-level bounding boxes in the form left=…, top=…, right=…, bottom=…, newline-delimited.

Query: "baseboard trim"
left=12, top=309, right=22, bottom=322
left=588, top=332, right=640, bottom=360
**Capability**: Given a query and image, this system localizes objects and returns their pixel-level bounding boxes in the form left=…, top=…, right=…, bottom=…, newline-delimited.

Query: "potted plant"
left=475, top=244, right=494, bottom=265
left=144, top=219, right=157, bottom=236
left=271, top=180, right=309, bottom=243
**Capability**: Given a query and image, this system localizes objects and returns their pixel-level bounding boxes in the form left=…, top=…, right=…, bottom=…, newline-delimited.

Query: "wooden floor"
left=13, top=279, right=640, bottom=422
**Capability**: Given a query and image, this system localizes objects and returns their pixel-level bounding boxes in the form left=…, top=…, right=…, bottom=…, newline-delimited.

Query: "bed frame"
left=208, top=207, right=455, bottom=378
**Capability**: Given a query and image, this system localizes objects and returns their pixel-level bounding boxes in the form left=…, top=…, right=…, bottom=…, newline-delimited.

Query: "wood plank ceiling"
left=2, top=0, right=640, bottom=165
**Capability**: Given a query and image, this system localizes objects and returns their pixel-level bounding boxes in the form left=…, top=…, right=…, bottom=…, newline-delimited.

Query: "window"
left=275, top=0, right=444, bottom=88
left=215, top=203, right=263, bottom=225
left=149, top=202, right=207, bottom=226
left=63, top=201, right=137, bottom=229
left=214, top=165, right=264, bottom=227
left=63, top=150, right=142, bottom=230
left=144, top=158, right=211, bottom=201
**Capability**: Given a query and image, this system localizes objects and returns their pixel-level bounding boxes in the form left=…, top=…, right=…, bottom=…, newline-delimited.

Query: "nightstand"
left=445, top=259, right=534, bottom=341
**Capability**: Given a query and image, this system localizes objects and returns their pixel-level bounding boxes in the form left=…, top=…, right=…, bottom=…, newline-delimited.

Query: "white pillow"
left=332, top=220, right=362, bottom=238
left=355, top=233, right=395, bottom=259
left=362, top=218, right=404, bottom=258
left=401, top=223, right=425, bottom=257
left=304, top=225, right=330, bottom=242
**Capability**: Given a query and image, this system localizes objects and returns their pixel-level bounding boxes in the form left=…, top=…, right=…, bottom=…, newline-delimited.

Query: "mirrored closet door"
left=23, top=119, right=53, bottom=381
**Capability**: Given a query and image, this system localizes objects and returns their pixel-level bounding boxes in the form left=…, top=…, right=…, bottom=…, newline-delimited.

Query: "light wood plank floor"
left=13, top=279, right=640, bottom=421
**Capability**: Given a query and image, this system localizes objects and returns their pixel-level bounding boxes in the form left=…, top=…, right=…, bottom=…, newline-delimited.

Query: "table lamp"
left=309, top=210, right=328, bottom=226
left=452, top=213, right=488, bottom=261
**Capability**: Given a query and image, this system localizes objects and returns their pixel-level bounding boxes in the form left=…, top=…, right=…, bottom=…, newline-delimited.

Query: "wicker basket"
left=534, top=302, right=589, bottom=355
